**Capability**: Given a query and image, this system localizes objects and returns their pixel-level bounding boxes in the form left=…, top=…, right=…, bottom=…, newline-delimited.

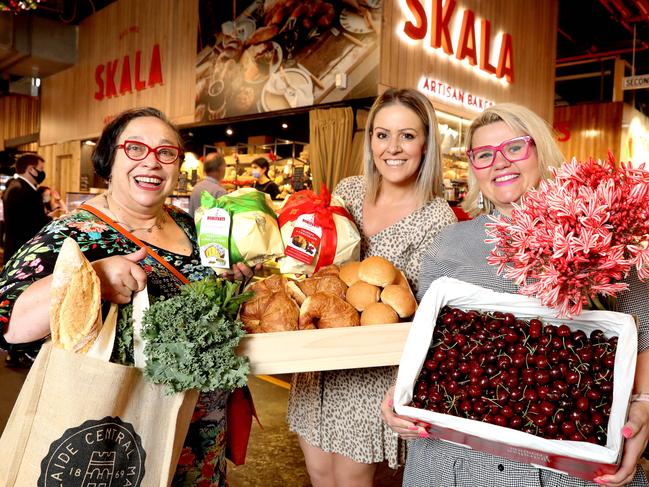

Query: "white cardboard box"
left=394, top=277, right=637, bottom=481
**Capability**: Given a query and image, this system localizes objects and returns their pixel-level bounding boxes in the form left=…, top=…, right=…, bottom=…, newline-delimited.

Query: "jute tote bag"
left=0, top=290, right=198, bottom=487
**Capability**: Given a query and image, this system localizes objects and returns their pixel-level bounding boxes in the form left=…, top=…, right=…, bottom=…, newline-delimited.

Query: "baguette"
left=50, top=238, right=102, bottom=352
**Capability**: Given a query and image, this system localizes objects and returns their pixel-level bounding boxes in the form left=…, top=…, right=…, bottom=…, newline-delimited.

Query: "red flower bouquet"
left=486, top=154, right=649, bottom=317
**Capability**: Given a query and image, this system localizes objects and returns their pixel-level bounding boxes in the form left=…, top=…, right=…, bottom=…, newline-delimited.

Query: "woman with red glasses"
left=0, top=107, right=232, bottom=485
left=381, top=103, right=649, bottom=487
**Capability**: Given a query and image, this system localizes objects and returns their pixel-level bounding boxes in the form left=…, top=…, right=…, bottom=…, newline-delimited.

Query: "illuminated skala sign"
left=419, top=77, right=494, bottom=111
left=94, top=43, right=163, bottom=101
left=401, top=0, right=514, bottom=83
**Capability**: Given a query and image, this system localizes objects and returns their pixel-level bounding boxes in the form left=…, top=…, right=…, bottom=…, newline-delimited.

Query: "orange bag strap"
left=80, top=203, right=190, bottom=285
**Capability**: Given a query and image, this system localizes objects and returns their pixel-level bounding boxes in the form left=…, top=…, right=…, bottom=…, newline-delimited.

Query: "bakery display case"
left=438, top=111, right=470, bottom=205
left=203, top=139, right=310, bottom=199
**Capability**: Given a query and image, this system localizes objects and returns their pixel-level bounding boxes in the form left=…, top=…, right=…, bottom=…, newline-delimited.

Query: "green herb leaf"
left=141, top=276, right=252, bottom=394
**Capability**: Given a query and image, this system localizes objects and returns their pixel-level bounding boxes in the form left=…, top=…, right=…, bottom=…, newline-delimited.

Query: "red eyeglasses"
left=466, top=135, right=535, bottom=170
left=116, top=140, right=183, bottom=164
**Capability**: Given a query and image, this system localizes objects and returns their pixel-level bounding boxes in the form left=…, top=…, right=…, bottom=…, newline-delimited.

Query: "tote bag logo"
left=38, top=416, right=146, bottom=486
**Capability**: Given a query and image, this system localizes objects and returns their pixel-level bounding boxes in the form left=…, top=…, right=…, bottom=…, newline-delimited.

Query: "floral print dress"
left=0, top=206, right=228, bottom=487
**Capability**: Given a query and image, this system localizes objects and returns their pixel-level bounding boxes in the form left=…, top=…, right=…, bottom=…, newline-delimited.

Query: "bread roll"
left=50, top=238, right=102, bottom=352
left=394, top=270, right=410, bottom=290
left=346, top=281, right=380, bottom=311
left=298, top=275, right=347, bottom=300
left=339, top=261, right=361, bottom=286
left=381, top=285, right=417, bottom=318
left=360, top=302, right=399, bottom=326
left=358, top=256, right=397, bottom=287
left=299, top=292, right=359, bottom=329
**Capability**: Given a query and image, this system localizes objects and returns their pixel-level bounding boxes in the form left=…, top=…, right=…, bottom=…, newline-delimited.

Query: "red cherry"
left=561, top=421, right=577, bottom=435
left=529, top=319, right=542, bottom=339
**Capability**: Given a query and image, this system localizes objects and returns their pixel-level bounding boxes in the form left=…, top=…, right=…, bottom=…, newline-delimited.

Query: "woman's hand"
left=224, top=262, right=262, bottom=284
left=92, top=248, right=148, bottom=304
left=593, top=400, right=649, bottom=486
left=380, top=385, right=431, bottom=440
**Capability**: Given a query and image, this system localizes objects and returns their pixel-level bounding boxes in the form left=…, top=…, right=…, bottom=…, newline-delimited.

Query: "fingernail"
left=622, top=426, right=633, bottom=438
left=388, top=399, right=393, bottom=407
left=408, top=426, right=418, bottom=431
left=593, top=478, right=604, bottom=485
left=418, top=431, right=430, bottom=439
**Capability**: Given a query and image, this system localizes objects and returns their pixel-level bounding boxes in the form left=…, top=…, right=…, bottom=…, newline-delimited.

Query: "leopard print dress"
left=287, top=176, right=457, bottom=468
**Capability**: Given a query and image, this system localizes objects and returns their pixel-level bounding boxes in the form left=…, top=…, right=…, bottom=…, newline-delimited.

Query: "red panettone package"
left=277, top=184, right=360, bottom=275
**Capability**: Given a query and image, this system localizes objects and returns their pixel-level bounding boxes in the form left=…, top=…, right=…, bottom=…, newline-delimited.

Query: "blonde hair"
left=462, top=103, right=565, bottom=216
left=363, top=88, right=444, bottom=205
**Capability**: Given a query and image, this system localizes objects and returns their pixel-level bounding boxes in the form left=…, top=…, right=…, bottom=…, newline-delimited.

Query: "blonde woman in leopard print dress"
left=287, top=88, right=457, bottom=486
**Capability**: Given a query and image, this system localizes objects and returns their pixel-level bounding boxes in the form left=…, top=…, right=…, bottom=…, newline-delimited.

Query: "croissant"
left=298, top=276, right=347, bottom=300
left=299, top=292, right=359, bottom=329
left=249, top=274, right=287, bottom=295
left=240, top=292, right=273, bottom=333
left=312, top=264, right=340, bottom=278
left=260, top=290, right=300, bottom=332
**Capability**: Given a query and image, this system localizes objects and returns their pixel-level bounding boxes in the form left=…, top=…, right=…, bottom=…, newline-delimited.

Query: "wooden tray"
left=237, top=322, right=411, bottom=375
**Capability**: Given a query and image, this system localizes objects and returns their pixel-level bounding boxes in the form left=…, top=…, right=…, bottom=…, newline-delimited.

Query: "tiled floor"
left=0, top=353, right=403, bottom=486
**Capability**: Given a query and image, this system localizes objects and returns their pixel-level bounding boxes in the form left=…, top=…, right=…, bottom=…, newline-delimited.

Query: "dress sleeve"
left=0, top=222, right=63, bottom=348
left=416, top=227, right=452, bottom=302
left=0, top=211, right=122, bottom=349
left=331, top=176, right=356, bottom=204
left=405, top=200, right=456, bottom=296
left=616, top=269, right=649, bottom=352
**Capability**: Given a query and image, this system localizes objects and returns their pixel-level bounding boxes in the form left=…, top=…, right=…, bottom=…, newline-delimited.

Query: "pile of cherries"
left=411, top=306, right=618, bottom=445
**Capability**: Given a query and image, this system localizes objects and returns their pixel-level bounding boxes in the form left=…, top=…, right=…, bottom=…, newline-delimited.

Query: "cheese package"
left=277, top=185, right=361, bottom=275
left=196, top=188, right=284, bottom=269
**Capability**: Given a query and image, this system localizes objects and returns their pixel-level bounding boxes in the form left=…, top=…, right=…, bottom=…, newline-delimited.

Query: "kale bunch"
left=141, top=277, right=251, bottom=394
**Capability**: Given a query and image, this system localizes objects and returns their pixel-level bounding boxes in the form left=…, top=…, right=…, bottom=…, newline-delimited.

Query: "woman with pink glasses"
left=381, top=103, right=649, bottom=487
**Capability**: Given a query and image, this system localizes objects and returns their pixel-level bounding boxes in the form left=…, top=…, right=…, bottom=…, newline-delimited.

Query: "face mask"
left=32, top=168, right=46, bottom=184
left=251, top=170, right=260, bottom=179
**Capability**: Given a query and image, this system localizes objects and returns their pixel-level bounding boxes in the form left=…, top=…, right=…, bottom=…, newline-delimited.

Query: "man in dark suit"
left=1, top=154, right=50, bottom=368
left=2, top=153, right=50, bottom=263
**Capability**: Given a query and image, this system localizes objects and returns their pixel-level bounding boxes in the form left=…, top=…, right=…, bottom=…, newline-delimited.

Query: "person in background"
left=0, top=107, right=233, bottom=485
left=251, top=157, right=280, bottom=200
left=2, top=154, right=50, bottom=263
left=189, top=152, right=227, bottom=217
left=287, top=88, right=457, bottom=486
left=381, top=103, right=649, bottom=487
left=37, top=186, right=68, bottom=219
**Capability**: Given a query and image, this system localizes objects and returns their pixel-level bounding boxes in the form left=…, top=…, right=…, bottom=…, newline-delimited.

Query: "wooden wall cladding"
left=0, top=95, right=39, bottom=151
left=38, top=141, right=81, bottom=200
left=380, top=0, right=558, bottom=122
left=554, top=102, right=623, bottom=162
left=40, top=0, right=197, bottom=146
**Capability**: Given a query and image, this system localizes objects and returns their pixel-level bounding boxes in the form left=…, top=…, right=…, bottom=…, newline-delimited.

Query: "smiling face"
left=370, top=103, right=427, bottom=188
left=110, top=116, right=180, bottom=212
left=470, top=121, right=541, bottom=216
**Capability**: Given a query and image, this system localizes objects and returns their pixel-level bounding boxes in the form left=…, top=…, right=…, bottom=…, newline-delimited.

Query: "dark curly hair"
left=92, top=107, right=183, bottom=180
